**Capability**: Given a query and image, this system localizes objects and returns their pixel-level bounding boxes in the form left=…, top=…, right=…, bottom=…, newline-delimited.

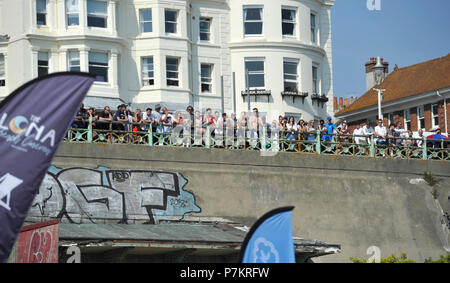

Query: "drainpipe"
left=437, top=90, right=448, bottom=135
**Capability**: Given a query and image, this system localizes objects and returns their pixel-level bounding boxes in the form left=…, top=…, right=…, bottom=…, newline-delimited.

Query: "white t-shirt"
left=353, top=128, right=364, bottom=144
left=374, top=125, right=387, bottom=142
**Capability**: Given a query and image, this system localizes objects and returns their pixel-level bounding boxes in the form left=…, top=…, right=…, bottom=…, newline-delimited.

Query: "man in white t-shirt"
left=353, top=124, right=364, bottom=144
left=412, top=129, right=424, bottom=147
left=374, top=119, right=387, bottom=145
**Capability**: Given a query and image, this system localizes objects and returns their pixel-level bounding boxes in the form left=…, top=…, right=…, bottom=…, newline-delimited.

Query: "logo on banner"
left=0, top=113, right=56, bottom=156
left=0, top=173, right=23, bottom=211
left=252, top=237, right=280, bottom=263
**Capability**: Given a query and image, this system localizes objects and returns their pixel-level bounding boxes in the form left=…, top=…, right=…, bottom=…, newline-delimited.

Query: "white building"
left=0, top=0, right=335, bottom=122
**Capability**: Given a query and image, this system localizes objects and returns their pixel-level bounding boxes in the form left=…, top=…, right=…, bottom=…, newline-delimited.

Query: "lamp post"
left=373, top=57, right=385, bottom=120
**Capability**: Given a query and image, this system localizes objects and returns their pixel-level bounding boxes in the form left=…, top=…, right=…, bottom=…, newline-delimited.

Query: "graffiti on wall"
left=28, top=166, right=201, bottom=224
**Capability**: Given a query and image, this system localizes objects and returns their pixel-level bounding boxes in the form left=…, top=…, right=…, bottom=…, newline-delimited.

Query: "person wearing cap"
left=426, top=126, right=449, bottom=148
left=323, top=116, right=336, bottom=142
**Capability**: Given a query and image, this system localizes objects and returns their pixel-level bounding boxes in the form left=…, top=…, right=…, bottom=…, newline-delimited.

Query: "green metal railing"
left=65, top=119, right=450, bottom=162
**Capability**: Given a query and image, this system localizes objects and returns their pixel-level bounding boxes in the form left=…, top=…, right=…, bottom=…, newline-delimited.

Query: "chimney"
left=365, top=57, right=389, bottom=91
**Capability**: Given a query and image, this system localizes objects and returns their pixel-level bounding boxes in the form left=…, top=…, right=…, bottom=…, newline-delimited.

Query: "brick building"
left=336, top=54, right=450, bottom=135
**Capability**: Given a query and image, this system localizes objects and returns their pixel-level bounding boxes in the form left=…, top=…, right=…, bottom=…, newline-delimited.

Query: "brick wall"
left=424, top=104, right=432, bottom=131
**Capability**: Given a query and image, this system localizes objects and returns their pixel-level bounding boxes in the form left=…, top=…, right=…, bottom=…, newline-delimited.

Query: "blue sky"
left=331, top=0, right=450, bottom=98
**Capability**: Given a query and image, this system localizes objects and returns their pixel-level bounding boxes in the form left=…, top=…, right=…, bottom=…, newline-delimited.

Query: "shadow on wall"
left=29, top=166, right=201, bottom=224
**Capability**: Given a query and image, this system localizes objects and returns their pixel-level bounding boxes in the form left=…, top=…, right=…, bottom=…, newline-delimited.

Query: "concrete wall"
left=30, top=142, right=450, bottom=262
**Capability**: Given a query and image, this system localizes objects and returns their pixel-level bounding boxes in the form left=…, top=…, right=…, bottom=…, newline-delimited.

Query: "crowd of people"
left=70, top=103, right=449, bottom=149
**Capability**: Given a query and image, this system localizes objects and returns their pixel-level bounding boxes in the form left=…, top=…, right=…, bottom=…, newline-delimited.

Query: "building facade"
left=336, top=55, right=450, bottom=135
left=0, top=0, right=335, bottom=122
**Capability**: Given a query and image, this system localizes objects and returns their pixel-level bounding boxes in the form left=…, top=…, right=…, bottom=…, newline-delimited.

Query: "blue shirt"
left=323, top=123, right=336, bottom=141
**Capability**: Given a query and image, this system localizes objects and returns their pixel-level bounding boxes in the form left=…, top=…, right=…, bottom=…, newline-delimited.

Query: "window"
left=245, top=58, right=265, bottom=89
left=404, top=109, right=411, bottom=131
left=140, top=9, right=152, bottom=33
left=199, top=17, right=211, bottom=41
left=431, top=104, right=439, bottom=128
left=38, top=52, right=49, bottom=77
left=141, top=57, right=154, bottom=86
left=66, top=0, right=79, bottom=26
left=165, top=10, right=178, bottom=34
left=68, top=51, right=80, bottom=72
left=283, top=59, right=299, bottom=92
left=201, top=64, right=213, bottom=93
left=312, top=66, right=318, bottom=94
left=388, top=113, right=394, bottom=126
left=0, top=54, right=5, bottom=86
left=282, top=8, right=296, bottom=36
left=243, top=7, right=263, bottom=35
left=87, top=0, right=107, bottom=28
left=310, top=13, right=317, bottom=43
left=89, top=52, right=108, bottom=82
left=166, top=57, right=179, bottom=86
left=37, top=0, right=47, bottom=26
left=417, top=106, right=425, bottom=130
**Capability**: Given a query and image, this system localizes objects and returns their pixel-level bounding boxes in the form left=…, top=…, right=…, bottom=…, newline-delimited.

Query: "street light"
left=373, top=57, right=385, bottom=120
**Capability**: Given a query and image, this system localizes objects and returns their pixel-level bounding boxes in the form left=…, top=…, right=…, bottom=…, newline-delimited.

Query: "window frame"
left=283, top=58, right=299, bottom=93
left=245, top=57, right=265, bottom=90
left=281, top=7, right=297, bottom=37
left=0, top=54, right=5, bottom=87
left=139, top=9, right=152, bottom=34
left=243, top=6, right=263, bottom=37
left=417, top=106, right=425, bottom=130
left=312, top=65, right=319, bottom=94
left=200, top=63, right=213, bottom=93
left=66, top=0, right=80, bottom=27
left=87, top=0, right=108, bottom=29
left=38, top=51, right=49, bottom=77
left=165, top=9, right=178, bottom=34
left=141, top=56, right=155, bottom=87
left=310, top=13, right=317, bottom=44
left=404, top=109, right=411, bottom=131
left=88, top=51, right=109, bottom=83
left=431, top=104, right=439, bottom=128
left=199, top=17, right=212, bottom=42
left=68, top=50, right=81, bottom=72
left=36, top=0, right=48, bottom=26
left=166, top=57, right=180, bottom=87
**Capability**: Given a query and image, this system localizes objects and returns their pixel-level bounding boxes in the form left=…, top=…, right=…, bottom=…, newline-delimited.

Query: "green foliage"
left=424, top=253, right=450, bottom=263
left=351, top=253, right=450, bottom=263
left=350, top=253, right=415, bottom=263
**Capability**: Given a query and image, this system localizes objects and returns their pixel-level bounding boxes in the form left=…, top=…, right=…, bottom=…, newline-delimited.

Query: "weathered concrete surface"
left=37, top=143, right=450, bottom=262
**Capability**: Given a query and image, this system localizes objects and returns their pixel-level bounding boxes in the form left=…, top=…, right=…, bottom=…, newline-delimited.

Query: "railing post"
left=148, top=124, right=153, bottom=146
left=316, top=130, right=321, bottom=154
left=87, top=117, right=92, bottom=143
left=370, top=134, right=375, bottom=158
left=261, top=126, right=267, bottom=152
left=205, top=125, right=211, bottom=148
left=422, top=137, right=427, bottom=160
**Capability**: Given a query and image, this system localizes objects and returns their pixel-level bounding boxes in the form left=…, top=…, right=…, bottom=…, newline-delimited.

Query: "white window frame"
left=38, top=51, right=49, bottom=77
left=0, top=54, right=5, bottom=87
left=140, top=9, right=152, bottom=33
left=387, top=113, right=394, bottom=126
left=166, top=57, right=180, bottom=87
left=141, top=57, right=154, bottom=86
left=36, top=0, right=48, bottom=26
left=199, top=17, right=211, bottom=42
left=281, top=7, right=297, bottom=37
left=431, top=104, right=439, bottom=128
left=245, top=57, right=265, bottom=90
left=68, top=50, right=80, bottom=72
left=165, top=9, right=178, bottom=34
left=283, top=58, right=299, bottom=92
left=66, top=0, right=80, bottom=27
left=312, top=65, right=319, bottom=94
left=243, top=6, right=263, bottom=37
left=89, top=51, right=109, bottom=83
left=417, top=106, right=425, bottom=130
left=310, top=13, right=317, bottom=44
left=404, top=109, right=411, bottom=131
left=200, top=63, right=213, bottom=93
left=87, top=0, right=108, bottom=28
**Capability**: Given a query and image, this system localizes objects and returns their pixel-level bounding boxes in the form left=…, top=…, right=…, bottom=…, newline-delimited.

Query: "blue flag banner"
left=0, top=72, right=94, bottom=262
left=240, top=206, right=295, bottom=263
